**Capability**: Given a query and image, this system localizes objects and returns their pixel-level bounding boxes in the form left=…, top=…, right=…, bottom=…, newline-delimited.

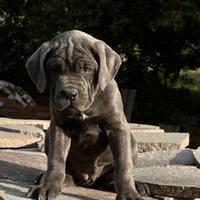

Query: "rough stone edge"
left=136, top=181, right=200, bottom=199
left=193, top=147, right=200, bottom=168
left=0, top=118, right=50, bottom=130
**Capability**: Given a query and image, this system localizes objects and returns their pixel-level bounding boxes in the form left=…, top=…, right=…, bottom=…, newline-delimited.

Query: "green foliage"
left=1, top=0, right=200, bottom=91
left=174, top=69, right=200, bottom=91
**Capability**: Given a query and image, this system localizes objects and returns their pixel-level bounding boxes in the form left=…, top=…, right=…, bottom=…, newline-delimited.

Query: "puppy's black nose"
left=69, top=90, right=78, bottom=100
left=61, top=89, right=78, bottom=100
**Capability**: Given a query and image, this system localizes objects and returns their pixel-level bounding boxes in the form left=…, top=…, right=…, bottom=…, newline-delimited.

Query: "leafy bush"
left=1, top=0, right=200, bottom=94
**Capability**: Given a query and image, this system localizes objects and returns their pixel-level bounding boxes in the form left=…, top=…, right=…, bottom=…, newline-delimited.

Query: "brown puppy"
left=26, top=30, right=142, bottom=200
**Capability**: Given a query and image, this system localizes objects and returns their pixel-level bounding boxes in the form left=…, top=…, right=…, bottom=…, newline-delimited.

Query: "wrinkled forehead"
left=50, top=36, right=98, bottom=66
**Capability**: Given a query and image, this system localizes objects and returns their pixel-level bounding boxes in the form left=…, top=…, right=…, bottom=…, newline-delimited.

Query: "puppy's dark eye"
left=83, top=65, right=92, bottom=73
left=50, top=62, right=61, bottom=73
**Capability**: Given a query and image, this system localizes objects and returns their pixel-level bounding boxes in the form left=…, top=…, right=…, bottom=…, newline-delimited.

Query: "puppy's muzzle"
left=60, top=88, right=78, bottom=101
left=53, top=77, right=89, bottom=112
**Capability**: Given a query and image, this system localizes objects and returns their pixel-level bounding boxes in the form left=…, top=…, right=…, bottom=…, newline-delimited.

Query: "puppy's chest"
left=64, top=121, right=107, bottom=151
left=66, top=121, right=110, bottom=184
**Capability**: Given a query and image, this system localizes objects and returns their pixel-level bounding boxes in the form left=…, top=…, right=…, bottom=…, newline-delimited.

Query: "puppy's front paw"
left=27, top=173, right=64, bottom=200
left=116, top=181, right=144, bottom=200
left=116, top=189, right=143, bottom=200
left=135, top=182, right=150, bottom=197
left=27, top=182, right=62, bottom=200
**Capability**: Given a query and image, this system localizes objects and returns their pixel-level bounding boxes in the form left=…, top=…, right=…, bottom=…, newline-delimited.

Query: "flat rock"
left=0, top=131, right=42, bottom=149
left=129, top=123, right=160, bottom=130
left=0, top=150, right=46, bottom=182
left=0, top=150, right=198, bottom=199
left=0, top=124, right=44, bottom=138
left=0, top=148, right=195, bottom=182
left=0, top=124, right=44, bottom=149
left=131, top=129, right=164, bottom=133
left=0, top=178, right=29, bottom=200
left=135, top=166, right=200, bottom=198
left=133, top=132, right=189, bottom=152
left=0, top=178, right=117, bottom=200
left=137, top=149, right=195, bottom=167
left=0, top=150, right=156, bottom=200
left=0, top=118, right=160, bottom=132
left=193, top=147, right=200, bottom=168
left=0, top=178, right=156, bottom=200
left=0, top=117, right=50, bottom=130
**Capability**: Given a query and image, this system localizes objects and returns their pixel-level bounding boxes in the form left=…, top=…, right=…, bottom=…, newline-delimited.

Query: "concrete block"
left=0, top=178, right=117, bottom=200
left=0, top=119, right=160, bottom=132
left=0, top=131, right=41, bottom=149
left=0, top=117, right=50, bottom=130
left=0, top=124, right=44, bottom=149
left=1, top=150, right=198, bottom=199
left=0, top=150, right=46, bottom=182
left=131, top=129, right=165, bottom=133
left=0, top=177, right=157, bottom=200
left=193, top=147, right=200, bottom=168
left=0, top=124, right=44, bottom=138
left=137, top=149, right=195, bottom=168
left=133, top=132, right=189, bottom=152
left=129, top=123, right=160, bottom=130
left=135, top=166, right=200, bottom=198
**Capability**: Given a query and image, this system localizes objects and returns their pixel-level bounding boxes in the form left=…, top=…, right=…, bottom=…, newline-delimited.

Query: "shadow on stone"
left=169, top=148, right=195, bottom=165
left=0, top=179, right=28, bottom=198
left=0, top=160, right=45, bottom=183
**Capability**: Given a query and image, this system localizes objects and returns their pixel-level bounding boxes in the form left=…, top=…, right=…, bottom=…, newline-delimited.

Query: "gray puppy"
left=26, top=30, right=143, bottom=200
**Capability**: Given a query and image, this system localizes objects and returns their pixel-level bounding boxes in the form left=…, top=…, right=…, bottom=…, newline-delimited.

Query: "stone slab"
left=0, top=178, right=156, bottom=200
left=133, top=132, right=189, bottom=152
left=137, top=149, right=195, bottom=167
left=129, top=123, right=160, bottom=130
left=0, top=124, right=44, bottom=149
left=0, top=117, right=50, bottom=130
left=0, top=178, right=30, bottom=200
left=0, top=118, right=160, bottom=132
left=0, top=124, right=44, bottom=138
left=135, top=166, right=200, bottom=198
left=0, top=178, right=117, bottom=200
left=0, top=131, right=42, bottom=148
left=0, top=150, right=199, bottom=199
left=0, top=151, right=156, bottom=200
left=0, top=150, right=46, bottom=182
left=1, top=148, right=195, bottom=182
left=14, top=147, right=40, bottom=152
left=131, top=129, right=164, bottom=133
left=193, top=147, right=200, bottom=168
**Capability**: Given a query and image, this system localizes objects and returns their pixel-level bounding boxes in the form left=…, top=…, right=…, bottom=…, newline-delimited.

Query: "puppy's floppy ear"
left=25, top=42, right=51, bottom=93
left=94, top=41, right=122, bottom=91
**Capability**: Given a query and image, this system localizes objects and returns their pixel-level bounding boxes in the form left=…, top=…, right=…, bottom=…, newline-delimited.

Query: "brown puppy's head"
left=26, top=30, right=121, bottom=113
